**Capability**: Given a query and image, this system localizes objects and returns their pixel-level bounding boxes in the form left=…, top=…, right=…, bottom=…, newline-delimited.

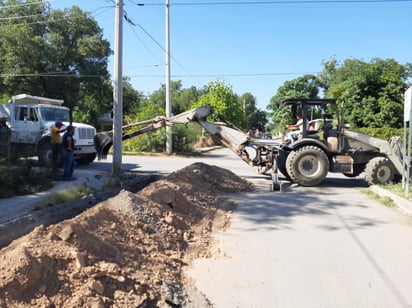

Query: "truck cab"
left=3, top=94, right=97, bottom=165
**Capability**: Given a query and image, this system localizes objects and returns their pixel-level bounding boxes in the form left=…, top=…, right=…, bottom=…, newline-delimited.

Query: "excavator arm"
left=94, top=104, right=282, bottom=190
left=94, top=105, right=251, bottom=159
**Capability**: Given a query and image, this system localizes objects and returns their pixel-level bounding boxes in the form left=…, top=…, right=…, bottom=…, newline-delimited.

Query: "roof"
left=10, top=94, right=64, bottom=106
left=279, top=98, right=337, bottom=106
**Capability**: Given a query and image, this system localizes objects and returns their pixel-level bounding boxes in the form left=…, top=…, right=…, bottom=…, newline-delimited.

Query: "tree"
left=321, top=58, right=412, bottom=128
left=0, top=1, right=112, bottom=124
left=122, top=76, right=143, bottom=117
left=192, top=79, right=246, bottom=128
left=173, top=83, right=204, bottom=115
left=266, top=75, right=321, bottom=132
left=239, top=92, right=268, bottom=132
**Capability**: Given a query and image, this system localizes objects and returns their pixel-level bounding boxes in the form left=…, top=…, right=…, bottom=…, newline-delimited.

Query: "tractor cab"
left=279, top=98, right=341, bottom=150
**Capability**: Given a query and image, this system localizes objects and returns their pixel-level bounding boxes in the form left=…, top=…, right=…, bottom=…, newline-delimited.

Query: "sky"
left=50, top=0, right=412, bottom=110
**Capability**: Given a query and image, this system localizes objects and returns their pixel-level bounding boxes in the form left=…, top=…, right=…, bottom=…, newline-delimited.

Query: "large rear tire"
left=278, top=149, right=291, bottom=179
left=365, top=157, right=395, bottom=185
left=286, top=145, right=329, bottom=186
left=38, top=143, right=53, bottom=166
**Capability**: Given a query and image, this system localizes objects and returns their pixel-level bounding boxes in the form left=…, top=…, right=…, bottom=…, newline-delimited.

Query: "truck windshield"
left=40, top=107, right=70, bottom=122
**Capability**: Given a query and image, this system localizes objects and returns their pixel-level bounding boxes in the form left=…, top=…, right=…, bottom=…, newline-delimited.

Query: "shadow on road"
left=229, top=174, right=383, bottom=233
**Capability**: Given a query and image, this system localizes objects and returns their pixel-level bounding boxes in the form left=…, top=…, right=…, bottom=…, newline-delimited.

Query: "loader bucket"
left=94, top=132, right=113, bottom=160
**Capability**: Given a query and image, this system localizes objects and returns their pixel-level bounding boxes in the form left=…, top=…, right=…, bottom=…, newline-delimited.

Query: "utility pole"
left=165, top=0, right=172, bottom=155
left=113, top=0, right=123, bottom=172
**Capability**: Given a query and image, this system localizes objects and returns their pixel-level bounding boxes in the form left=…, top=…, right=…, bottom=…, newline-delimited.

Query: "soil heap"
left=0, top=162, right=253, bottom=307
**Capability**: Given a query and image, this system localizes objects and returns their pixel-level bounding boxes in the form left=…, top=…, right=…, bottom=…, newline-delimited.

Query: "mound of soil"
left=0, top=162, right=253, bottom=307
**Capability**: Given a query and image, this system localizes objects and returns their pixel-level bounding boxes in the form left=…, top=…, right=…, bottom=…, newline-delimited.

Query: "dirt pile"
left=0, top=162, right=253, bottom=307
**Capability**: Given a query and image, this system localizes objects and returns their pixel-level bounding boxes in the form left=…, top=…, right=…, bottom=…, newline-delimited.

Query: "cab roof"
left=10, top=94, right=64, bottom=106
left=279, top=98, right=337, bottom=107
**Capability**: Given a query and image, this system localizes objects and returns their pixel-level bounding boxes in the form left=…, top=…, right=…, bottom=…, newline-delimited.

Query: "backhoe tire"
left=365, top=157, right=395, bottom=185
left=286, top=145, right=329, bottom=186
left=278, top=150, right=291, bottom=179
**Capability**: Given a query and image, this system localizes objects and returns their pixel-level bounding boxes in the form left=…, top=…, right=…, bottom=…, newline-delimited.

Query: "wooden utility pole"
left=113, top=0, right=123, bottom=172
left=165, top=0, right=172, bottom=155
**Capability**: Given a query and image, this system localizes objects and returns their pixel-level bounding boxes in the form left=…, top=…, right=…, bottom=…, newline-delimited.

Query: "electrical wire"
left=136, top=0, right=412, bottom=5
left=121, top=71, right=320, bottom=77
left=0, top=1, right=44, bottom=10
left=122, top=8, right=202, bottom=85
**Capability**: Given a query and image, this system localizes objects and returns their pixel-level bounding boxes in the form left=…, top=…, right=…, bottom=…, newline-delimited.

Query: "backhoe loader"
left=94, top=105, right=283, bottom=190
left=277, top=99, right=407, bottom=186
left=94, top=101, right=408, bottom=190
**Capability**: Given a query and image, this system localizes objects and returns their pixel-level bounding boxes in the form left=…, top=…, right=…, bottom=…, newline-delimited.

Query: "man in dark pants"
left=0, top=117, right=11, bottom=161
left=61, top=125, right=76, bottom=181
left=50, top=121, right=66, bottom=171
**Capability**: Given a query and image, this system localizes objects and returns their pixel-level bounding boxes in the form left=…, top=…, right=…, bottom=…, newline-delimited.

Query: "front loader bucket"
left=94, top=132, right=113, bottom=160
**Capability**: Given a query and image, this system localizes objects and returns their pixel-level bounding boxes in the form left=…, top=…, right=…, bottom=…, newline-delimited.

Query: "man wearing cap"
left=50, top=121, right=67, bottom=171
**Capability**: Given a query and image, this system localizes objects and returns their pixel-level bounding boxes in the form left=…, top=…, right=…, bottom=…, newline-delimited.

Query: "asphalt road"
left=3, top=148, right=412, bottom=307
left=93, top=148, right=412, bottom=307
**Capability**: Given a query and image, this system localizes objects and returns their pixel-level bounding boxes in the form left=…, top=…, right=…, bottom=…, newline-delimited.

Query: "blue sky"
left=51, top=0, right=412, bottom=110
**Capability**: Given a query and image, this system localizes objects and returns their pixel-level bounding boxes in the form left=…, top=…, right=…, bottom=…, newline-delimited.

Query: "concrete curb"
left=370, top=185, right=412, bottom=216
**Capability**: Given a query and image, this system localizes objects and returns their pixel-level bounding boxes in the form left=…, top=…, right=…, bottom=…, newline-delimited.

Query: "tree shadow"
left=228, top=175, right=384, bottom=233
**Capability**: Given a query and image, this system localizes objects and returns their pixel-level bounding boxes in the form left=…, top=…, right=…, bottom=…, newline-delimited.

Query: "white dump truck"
left=0, top=94, right=97, bottom=165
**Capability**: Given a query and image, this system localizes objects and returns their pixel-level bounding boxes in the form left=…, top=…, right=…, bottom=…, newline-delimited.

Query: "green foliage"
left=34, top=183, right=92, bottom=210
left=321, top=58, right=411, bottom=128
left=0, top=162, right=53, bottom=198
left=268, top=58, right=412, bottom=132
left=173, top=83, right=205, bottom=115
left=0, top=1, right=112, bottom=125
left=123, top=129, right=166, bottom=153
left=239, top=92, right=268, bottom=132
left=123, top=76, right=143, bottom=116
left=355, top=127, right=404, bottom=140
left=122, top=123, right=199, bottom=153
left=123, top=94, right=200, bottom=153
left=267, top=75, right=321, bottom=132
left=192, top=79, right=246, bottom=129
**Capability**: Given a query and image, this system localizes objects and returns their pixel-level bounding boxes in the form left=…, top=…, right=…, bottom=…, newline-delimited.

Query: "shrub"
left=0, top=161, right=53, bottom=198
left=122, top=123, right=201, bottom=154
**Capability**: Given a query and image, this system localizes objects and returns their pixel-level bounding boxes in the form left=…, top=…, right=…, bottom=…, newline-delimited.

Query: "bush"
left=0, top=162, right=53, bottom=198
left=122, top=123, right=201, bottom=154
left=356, top=127, right=404, bottom=140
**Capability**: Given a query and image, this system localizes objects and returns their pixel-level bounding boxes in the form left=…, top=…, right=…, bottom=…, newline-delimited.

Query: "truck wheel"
left=75, top=153, right=96, bottom=165
left=286, top=145, right=329, bottom=186
left=365, top=157, right=395, bottom=185
left=38, top=143, right=53, bottom=166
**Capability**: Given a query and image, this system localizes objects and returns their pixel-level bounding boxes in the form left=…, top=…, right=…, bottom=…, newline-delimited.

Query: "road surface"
left=95, top=149, right=412, bottom=307
left=2, top=148, right=412, bottom=307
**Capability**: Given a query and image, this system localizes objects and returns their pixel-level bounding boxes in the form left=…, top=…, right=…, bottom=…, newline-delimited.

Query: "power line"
left=0, top=1, right=44, bottom=10
left=0, top=71, right=319, bottom=78
left=126, top=18, right=164, bottom=64
left=0, top=72, right=106, bottom=78
left=123, top=10, right=202, bottom=85
left=124, top=72, right=320, bottom=77
left=0, top=13, right=45, bottom=21
left=136, top=0, right=412, bottom=5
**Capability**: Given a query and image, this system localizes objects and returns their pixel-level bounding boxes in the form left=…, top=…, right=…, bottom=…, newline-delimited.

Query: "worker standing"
left=50, top=121, right=66, bottom=172
left=0, top=117, right=11, bottom=161
left=61, top=125, right=76, bottom=181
